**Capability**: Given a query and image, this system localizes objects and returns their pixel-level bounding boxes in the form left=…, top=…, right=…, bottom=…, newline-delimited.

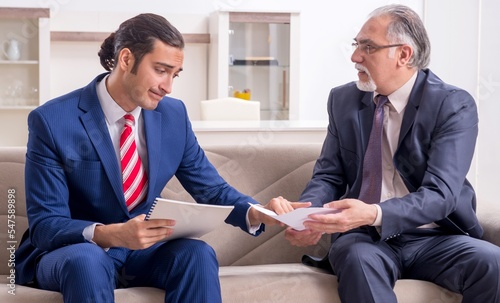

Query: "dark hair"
left=98, top=13, right=185, bottom=73
left=369, top=4, right=431, bottom=69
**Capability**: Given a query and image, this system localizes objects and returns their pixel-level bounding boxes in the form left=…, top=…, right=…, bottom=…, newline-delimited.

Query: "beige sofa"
left=1, top=144, right=499, bottom=302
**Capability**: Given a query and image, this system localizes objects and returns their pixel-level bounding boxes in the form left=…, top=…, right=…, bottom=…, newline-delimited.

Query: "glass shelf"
left=0, top=60, right=39, bottom=65
left=228, top=17, right=290, bottom=120
left=209, top=11, right=299, bottom=121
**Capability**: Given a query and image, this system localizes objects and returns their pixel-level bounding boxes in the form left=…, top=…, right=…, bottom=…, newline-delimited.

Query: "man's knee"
left=329, top=234, right=397, bottom=280
left=59, top=244, right=115, bottom=277
left=470, top=244, right=500, bottom=281
left=168, top=239, right=217, bottom=262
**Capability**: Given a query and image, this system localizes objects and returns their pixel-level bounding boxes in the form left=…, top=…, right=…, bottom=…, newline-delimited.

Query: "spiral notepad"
left=145, top=199, right=160, bottom=220
left=146, top=198, right=235, bottom=239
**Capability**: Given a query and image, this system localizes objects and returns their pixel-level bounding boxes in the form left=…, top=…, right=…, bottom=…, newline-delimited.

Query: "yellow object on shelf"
left=233, top=89, right=251, bottom=100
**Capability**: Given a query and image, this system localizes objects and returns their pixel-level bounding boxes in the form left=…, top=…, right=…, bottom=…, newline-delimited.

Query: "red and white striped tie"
left=120, top=114, right=148, bottom=211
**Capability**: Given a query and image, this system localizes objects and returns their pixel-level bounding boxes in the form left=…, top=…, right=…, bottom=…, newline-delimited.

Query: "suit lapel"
left=398, top=70, right=426, bottom=146
left=143, top=109, right=162, bottom=201
left=78, top=74, right=129, bottom=213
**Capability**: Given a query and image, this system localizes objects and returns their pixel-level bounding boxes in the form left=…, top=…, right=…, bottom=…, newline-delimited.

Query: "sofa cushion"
left=0, top=266, right=462, bottom=303
left=0, top=280, right=164, bottom=303
left=221, top=264, right=463, bottom=303
left=476, top=199, right=500, bottom=246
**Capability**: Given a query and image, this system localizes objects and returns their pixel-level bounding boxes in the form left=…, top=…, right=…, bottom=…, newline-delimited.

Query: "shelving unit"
left=209, top=10, right=300, bottom=120
left=0, top=7, right=50, bottom=109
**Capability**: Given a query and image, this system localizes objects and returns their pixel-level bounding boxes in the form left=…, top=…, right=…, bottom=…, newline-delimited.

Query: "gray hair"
left=369, top=4, right=431, bottom=69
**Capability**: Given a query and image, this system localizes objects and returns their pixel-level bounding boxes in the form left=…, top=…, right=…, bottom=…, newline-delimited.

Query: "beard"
left=355, top=64, right=377, bottom=92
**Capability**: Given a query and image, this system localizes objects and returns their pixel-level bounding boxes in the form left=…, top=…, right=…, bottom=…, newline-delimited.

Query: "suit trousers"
left=328, top=228, right=500, bottom=303
left=35, top=238, right=221, bottom=303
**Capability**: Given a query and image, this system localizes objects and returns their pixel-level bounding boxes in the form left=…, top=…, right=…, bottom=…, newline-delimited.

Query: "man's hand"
left=248, top=196, right=312, bottom=226
left=285, top=228, right=324, bottom=247
left=93, top=214, right=176, bottom=250
left=303, top=198, right=378, bottom=234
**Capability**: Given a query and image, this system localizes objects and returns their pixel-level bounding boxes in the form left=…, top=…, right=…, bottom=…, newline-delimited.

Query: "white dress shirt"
left=371, top=72, right=438, bottom=229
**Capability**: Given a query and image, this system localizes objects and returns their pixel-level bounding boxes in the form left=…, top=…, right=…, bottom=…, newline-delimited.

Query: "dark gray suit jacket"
left=301, top=69, right=483, bottom=242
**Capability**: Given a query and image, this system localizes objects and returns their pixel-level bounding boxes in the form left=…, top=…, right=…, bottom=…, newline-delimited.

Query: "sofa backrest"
left=170, top=144, right=331, bottom=266
left=0, top=144, right=331, bottom=275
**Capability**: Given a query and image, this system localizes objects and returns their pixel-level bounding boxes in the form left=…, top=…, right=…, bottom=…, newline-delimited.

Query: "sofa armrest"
left=476, top=200, right=500, bottom=247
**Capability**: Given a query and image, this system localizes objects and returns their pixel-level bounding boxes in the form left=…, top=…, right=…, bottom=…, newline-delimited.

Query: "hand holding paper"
left=147, top=198, right=234, bottom=240
left=249, top=203, right=340, bottom=231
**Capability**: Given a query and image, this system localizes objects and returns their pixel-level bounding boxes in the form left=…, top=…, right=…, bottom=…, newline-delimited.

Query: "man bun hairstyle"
left=99, top=33, right=116, bottom=71
left=98, top=13, right=185, bottom=73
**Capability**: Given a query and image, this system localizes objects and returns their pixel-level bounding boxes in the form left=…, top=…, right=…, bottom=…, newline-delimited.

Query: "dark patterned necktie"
left=358, top=95, right=388, bottom=241
left=359, top=95, right=388, bottom=204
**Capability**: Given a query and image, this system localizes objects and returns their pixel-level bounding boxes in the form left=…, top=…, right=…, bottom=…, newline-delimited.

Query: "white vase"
left=3, top=39, right=21, bottom=61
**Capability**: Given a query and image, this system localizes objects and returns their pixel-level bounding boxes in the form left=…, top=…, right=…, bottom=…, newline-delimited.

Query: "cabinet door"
left=0, top=8, right=49, bottom=109
left=229, top=18, right=290, bottom=120
left=209, top=11, right=299, bottom=121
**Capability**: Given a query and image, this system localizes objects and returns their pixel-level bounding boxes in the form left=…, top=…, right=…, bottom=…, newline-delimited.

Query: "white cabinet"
left=209, top=11, right=300, bottom=120
left=0, top=7, right=50, bottom=109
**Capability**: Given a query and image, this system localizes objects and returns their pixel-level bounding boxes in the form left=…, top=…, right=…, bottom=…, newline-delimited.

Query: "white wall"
left=477, top=0, right=500, bottom=203
left=1, top=0, right=499, bottom=203
left=2, top=0, right=424, bottom=122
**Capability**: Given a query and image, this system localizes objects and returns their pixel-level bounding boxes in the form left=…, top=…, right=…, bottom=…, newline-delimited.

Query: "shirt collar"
left=375, top=71, right=418, bottom=114
left=96, top=74, right=142, bottom=125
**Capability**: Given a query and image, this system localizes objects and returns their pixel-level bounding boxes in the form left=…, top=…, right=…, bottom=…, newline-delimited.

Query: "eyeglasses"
left=351, top=42, right=404, bottom=55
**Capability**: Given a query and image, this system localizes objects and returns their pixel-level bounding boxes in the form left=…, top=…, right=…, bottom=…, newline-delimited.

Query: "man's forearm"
left=93, top=223, right=123, bottom=248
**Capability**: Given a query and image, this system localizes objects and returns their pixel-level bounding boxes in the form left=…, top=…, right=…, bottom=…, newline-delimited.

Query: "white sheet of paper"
left=249, top=203, right=340, bottom=230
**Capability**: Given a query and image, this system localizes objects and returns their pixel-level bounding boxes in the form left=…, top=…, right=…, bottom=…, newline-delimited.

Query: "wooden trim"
left=51, top=31, right=109, bottom=42
left=51, top=31, right=210, bottom=44
left=182, top=33, right=210, bottom=44
left=229, top=12, right=290, bottom=24
left=0, top=7, right=50, bottom=19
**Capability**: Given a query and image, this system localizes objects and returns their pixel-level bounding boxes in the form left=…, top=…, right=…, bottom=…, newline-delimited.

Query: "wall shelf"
left=0, top=7, right=49, bottom=19
left=0, top=60, right=38, bottom=65
left=0, top=106, right=36, bottom=110
left=51, top=31, right=210, bottom=44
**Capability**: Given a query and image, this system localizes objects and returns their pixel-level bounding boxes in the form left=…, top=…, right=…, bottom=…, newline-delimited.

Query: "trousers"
left=36, top=238, right=221, bottom=303
left=329, top=228, right=500, bottom=303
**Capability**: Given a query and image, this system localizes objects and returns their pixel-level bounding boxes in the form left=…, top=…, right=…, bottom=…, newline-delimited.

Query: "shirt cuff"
left=246, top=207, right=262, bottom=235
left=370, top=204, right=382, bottom=226
left=83, top=223, right=109, bottom=251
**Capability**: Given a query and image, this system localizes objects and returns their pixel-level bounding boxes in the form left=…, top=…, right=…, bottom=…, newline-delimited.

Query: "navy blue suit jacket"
left=16, top=73, right=261, bottom=285
left=300, top=69, right=483, bottom=242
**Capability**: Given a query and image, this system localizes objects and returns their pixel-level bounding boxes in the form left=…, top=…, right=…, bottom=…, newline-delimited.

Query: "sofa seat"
left=0, top=264, right=462, bottom=303
left=220, top=264, right=463, bottom=303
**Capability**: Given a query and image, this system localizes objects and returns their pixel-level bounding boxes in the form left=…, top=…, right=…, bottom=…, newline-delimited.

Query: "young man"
left=284, top=4, right=500, bottom=302
left=15, top=13, right=302, bottom=303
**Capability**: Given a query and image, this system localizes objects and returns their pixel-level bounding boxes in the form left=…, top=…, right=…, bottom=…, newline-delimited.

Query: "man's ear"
left=398, top=45, right=413, bottom=66
left=117, top=48, right=134, bottom=71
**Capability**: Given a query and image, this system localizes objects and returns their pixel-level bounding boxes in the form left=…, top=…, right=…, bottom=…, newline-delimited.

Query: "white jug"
left=3, top=39, right=21, bottom=61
